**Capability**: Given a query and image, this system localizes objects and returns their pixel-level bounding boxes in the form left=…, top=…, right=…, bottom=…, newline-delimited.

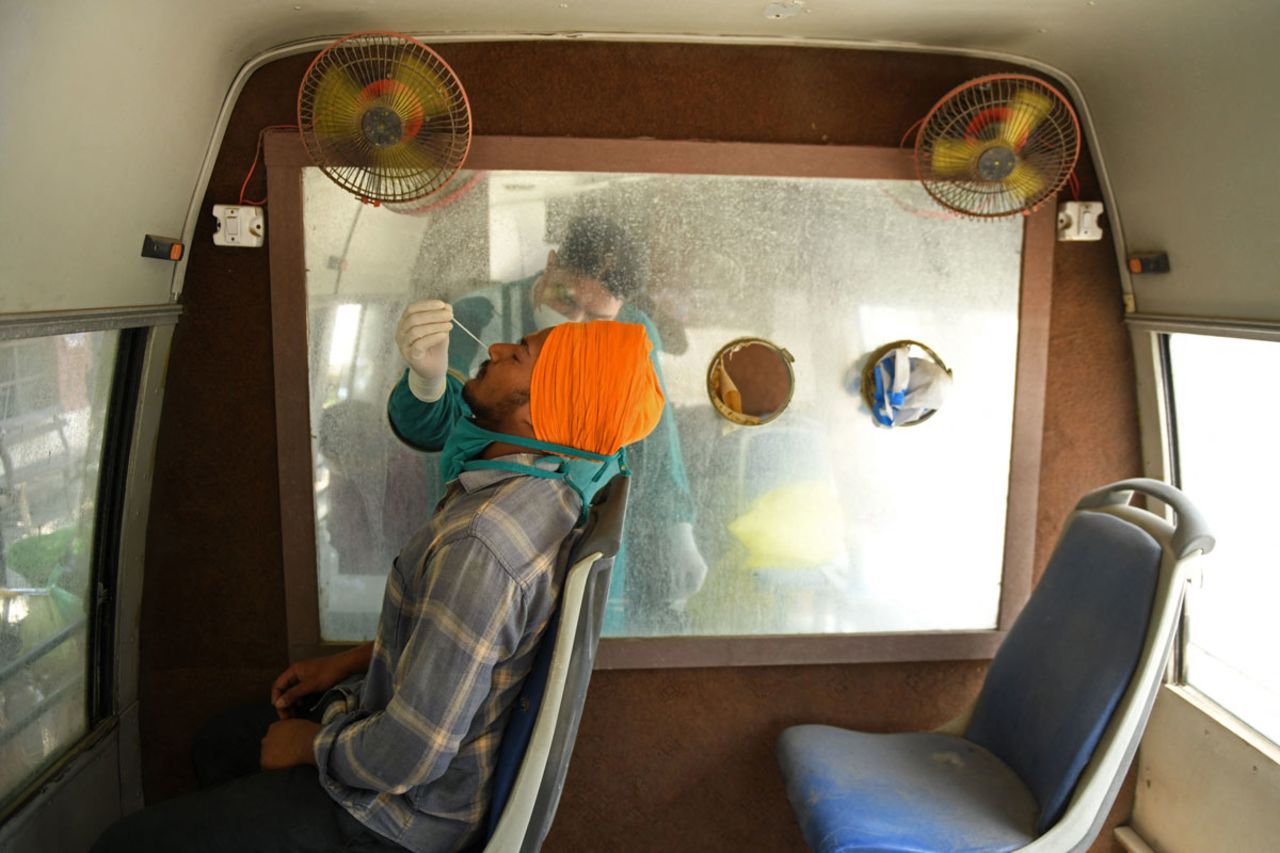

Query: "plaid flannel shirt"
left=315, top=455, right=582, bottom=853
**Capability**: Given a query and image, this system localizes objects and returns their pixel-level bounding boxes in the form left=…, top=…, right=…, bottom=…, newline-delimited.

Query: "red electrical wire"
left=1067, top=171, right=1081, bottom=201
left=899, top=116, right=926, bottom=149
left=239, top=124, right=299, bottom=206
left=876, top=185, right=958, bottom=221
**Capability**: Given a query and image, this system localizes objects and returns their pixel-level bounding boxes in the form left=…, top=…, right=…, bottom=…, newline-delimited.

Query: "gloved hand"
left=665, top=521, right=709, bottom=610
left=395, top=300, right=454, bottom=403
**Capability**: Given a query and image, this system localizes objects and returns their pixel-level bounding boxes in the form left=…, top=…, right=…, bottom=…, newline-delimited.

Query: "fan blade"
left=1004, top=161, right=1047, bottom=204
left=996, top=89, right=1051, bottom=151
left=390, top=53, right=450, bottom=118
left=311, top=66, right=364, bottom=139
left=930, top=137, right=983, bottom=176
left=370, top=139, right=441, bottom=173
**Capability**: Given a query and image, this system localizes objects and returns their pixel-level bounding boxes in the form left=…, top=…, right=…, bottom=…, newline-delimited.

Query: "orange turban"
left=530, top=321, right=665, bottom=456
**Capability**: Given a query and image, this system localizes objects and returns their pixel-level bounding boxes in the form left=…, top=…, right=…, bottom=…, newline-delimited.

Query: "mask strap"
left=456, top=420, right=631, bottom=521
left=460, top=421, right=617, bottom=464
left=592, top=447, right=629, bottom=483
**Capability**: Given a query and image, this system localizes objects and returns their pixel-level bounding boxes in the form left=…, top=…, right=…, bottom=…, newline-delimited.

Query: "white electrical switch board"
left=212, top=204, right=265, bottom=248
left=1056, top=201, right=1105, bottom=242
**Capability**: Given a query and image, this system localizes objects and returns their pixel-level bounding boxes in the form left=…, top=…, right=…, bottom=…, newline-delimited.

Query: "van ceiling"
left=1, top=1, right=1276, bottom=321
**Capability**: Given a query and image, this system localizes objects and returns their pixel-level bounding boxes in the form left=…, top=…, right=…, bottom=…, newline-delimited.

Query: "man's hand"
left=271, top=654, right=349, bottom=719
left=666, top=521, right=709, bottom=608
left=260, top=719, right=321, bottom=770
left=396, top=300, right=454, bottom=403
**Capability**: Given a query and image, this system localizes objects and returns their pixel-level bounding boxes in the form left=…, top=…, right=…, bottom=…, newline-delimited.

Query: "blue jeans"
left=90, top=703, right=408, bottom=853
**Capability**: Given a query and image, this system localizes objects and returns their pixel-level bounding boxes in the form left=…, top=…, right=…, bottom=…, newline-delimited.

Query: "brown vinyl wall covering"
left=141, top=42, right=1140, bottom=851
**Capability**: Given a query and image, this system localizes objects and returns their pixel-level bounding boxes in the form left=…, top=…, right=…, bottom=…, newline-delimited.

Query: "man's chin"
left=461, top=379, right=497, bottom=426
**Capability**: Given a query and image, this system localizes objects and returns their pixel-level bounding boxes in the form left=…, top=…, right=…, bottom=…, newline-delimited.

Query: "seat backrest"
left=965, top=478, right=1213, bottom=844
left=482, top=475, right=629, bottom=853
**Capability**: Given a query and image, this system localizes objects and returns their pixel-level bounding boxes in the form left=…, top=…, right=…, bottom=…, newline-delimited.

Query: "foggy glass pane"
left=303, top=168, right=1022, bottom=640
left=0, top=330, right=116, bottom=807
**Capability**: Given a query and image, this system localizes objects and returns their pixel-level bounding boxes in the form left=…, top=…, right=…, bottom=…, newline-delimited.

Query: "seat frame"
left=482, top=476, right=628, bottom=853
left=929, top=478, right=1214, bottom=852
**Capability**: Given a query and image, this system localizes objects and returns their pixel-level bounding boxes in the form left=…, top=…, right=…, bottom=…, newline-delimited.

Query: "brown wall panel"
left=1034, top=142, right=1143, bottom=584
left=551, top=661, right=986, bottom=852
left=140, top=40, right=1141, bottom=850
left=140, top=55, right=308, bottom=799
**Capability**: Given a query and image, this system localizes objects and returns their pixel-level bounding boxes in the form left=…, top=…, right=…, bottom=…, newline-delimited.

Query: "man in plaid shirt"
left=92, top=320, right=664, bottom=853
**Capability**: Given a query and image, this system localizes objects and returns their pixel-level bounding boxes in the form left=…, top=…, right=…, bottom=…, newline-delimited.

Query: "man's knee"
left=191, top=703, right=278, bottom=788
left=89, top=809, right=153, bottom=853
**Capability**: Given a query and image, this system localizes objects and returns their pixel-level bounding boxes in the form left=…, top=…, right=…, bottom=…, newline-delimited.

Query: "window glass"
left=303, top=169, right=1024, bottom=640
left=0, top=330, right=117, bottom=806
left=1168, top=332, right=1280, bottom=744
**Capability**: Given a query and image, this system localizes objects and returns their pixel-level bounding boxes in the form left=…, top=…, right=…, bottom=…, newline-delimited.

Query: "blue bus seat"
left=777, top=479, right=1214, bottom=853
left=481, top=475, right=629, bottom=853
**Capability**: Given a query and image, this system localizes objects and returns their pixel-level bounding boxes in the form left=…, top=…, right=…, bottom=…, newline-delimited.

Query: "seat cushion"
left=777, top=725, right=1037, bottom=853
left=964, top=511, right=1161, bottom=833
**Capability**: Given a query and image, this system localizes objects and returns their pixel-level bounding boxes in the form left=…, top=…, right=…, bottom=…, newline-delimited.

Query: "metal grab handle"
left=1076, top=477, right=1215, bottom=559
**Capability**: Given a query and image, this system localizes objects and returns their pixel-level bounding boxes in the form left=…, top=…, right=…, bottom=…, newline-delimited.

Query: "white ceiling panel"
left=0, top=1, right=1275, bottom=319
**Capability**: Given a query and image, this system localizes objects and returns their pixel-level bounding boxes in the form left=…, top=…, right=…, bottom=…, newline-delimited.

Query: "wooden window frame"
left=265, top=130, right=1053, bottom=667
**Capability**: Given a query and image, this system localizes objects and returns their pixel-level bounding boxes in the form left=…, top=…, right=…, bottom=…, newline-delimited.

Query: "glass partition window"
left=303, top=168, right=1025, bottom=640
left=1168, top=332, right=1280, bottom=745
left=0, top=330, right=117, bottom=806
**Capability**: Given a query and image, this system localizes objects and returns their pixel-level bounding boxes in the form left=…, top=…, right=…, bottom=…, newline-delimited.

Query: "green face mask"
left=440, top=417, right=628, bottom=519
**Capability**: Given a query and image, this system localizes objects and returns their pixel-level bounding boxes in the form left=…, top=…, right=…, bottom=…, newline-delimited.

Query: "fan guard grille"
left=915, top=74, right=1080, bottom=218
left=298, top=31, right=472, bottom=204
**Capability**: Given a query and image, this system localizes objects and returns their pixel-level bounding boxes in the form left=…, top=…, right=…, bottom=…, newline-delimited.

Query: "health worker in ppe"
left=388, top=214, right=705, bottom=634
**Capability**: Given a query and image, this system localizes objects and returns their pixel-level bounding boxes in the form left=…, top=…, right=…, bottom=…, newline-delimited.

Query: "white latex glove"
left=665, top=521, right=709, bottom=610
left=395, top=300, right=454, bottom=403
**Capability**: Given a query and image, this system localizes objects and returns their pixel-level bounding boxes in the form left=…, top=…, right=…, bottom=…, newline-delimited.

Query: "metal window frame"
left=1125, top=315, right=1280, bottom=846
left=0, top=308, right=177, bottom=822
left=1126, top=313, right=1280, bottom=691
left=88, top=326, right=150, bottom=723
left=0, top=306, right=181, bottom=341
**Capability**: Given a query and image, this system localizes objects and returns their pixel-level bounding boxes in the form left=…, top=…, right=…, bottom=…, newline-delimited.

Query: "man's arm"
left=258, top=638, right=370, bottom=768
left=387, top=371, right=469, bottom=452
left=261, top=718, right=322, bottom=769
left=389, top=299, right=473, bottom=452
left=313, top=535, right=526, bottom=795
left=271, top=642, right=373, bottom=718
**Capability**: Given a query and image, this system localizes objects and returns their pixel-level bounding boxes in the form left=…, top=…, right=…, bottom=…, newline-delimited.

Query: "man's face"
left=533, top=250, right=625, bottom=322
left=462, top=327, right=553, bottom=430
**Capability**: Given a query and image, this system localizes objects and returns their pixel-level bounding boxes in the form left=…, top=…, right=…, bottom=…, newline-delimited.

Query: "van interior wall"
left=139, top=42, right=1140, bottom=851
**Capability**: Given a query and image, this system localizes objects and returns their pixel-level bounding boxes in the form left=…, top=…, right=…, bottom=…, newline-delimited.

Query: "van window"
left=1167, top=332, right=1280, bottom=745
left=0, top=330, right=118, bottom=808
